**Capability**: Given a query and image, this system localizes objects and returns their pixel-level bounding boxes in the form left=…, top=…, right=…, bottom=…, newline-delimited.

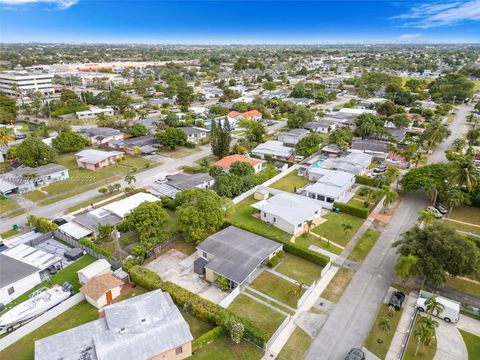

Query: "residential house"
left=305, top=121, right=335, bottom=134
left=180, top=127, right=209, bottom=143
left=77, top=127, right=124, bottom=145
left=149, top=172, right=215, bottom=198
left=34, top=290, right=194, bottom=360
left=111, top=135, right=158, bottom=155
left=277, top=129, right=309, bottom=147
left=252, top=192, right=323, bottom=235
left=0, top=145, right=7, bottom=162
left=242, top=110, right=263, bottom=121
left=0, top=164, right=69, bottom=195
left=194, top=226, right=283, bottom=289
left=319, top=152, right=372, bottom=175
left=80, top=274, right=124, bottom=309
left=251, top=140, right=293, bottom=161
left=351, top=139, right=390, bottom=160
left=75, top=149, right=124, bottom=170
left=76, top=106, right=114, bottom=120
left=301, top=168, right=355, bottom=209
left=213, top=154, right=264, bottom=174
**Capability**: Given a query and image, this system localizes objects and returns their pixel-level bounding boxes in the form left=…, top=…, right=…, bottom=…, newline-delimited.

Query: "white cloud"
left=393, top=1, right=480, bottom=28
left=398, top=33, right=421, bottom=40
left=0, top=0, right=79, bottom=9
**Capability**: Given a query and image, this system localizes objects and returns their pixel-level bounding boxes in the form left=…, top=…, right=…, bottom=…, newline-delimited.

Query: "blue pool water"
left=311, top=155, right=327, bottom=168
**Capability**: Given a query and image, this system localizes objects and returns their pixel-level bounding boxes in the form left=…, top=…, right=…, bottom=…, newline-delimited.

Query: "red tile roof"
left=214, top=154, right=262, bottom=169
left=243, top=110, right=262, bottom=118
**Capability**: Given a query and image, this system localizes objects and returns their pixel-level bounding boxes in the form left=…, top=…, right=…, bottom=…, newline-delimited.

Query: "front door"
left=106, top=290, right=113, bottom=304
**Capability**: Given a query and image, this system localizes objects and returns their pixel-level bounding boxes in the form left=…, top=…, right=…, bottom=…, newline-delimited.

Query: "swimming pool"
left=310, top=155, right=327, bottom=168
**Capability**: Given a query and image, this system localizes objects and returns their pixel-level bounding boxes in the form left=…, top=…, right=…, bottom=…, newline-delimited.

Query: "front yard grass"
left=404, top=317, right=436, bottom=360
left=191, top=335, right=263, bottom=360
left=0, top=228, right=19, bottom=239
left=348, top=229, right=381, bottom=262
left=445, top=276, right=480, bottom=298
left=0, top=197, right=21, bottom=215
left=250, top=271, right=305, bottom=308
left=23, top=190, right=49, bottom=202
left=448, top=206, right=480, bottom=225
left=293, top=232, right=343, bottom=255
left=364, top=304, right=404, bottom=359
left=270, top=171, right=309, bottom=193
left=228, top=294, right=286, bottom=337
left=443, top=219, right=480, bottom=235
left=276, top=254, right=323, bottom=285
left=277, top=326, right=312, bottom=360
left=0, top=301, right=98, bottom=360
left=312, top=212, right=365, bottom=247
left=320, top=267, right=353, bottom=303
left=65, top=191, right=123, bottom=213
left=459, top=329, right=480, bottom=360
left=158, top=146, right=201, bottom=159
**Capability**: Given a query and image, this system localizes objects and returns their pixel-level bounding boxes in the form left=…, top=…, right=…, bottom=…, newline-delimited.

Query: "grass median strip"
left=348, top=229, right=381, bottom=262
left=277, top=326, right=312, bottom=360
left=320, top=267, right=353, bottom=303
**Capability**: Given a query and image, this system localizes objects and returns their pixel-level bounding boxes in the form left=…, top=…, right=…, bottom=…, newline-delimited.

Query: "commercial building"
left=0, top=70, right=54, bottom=96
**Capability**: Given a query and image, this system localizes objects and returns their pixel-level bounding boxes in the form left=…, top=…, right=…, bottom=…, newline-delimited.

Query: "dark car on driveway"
left=389, top=291, right=406, bottom=310
left=435, top=203, right=448, bottom=215
left=373, top=166, right=387, bottom=174
left=345, top=348, right=365, bottom=360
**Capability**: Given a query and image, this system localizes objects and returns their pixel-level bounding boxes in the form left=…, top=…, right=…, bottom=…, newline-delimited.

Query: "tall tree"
left=16, top=136, right=57, bottom=167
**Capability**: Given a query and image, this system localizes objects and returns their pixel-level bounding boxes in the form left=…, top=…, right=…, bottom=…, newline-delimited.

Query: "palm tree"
left=425, top=296, right=445, bottom=317
left=411, top=152, right=425, bottom=168
left=377, top=317, right=391, bottom=344
left=419, top=315, right=439, bottom=331
left=414, top=324, right=435, bottom=356
left=341, top=222, right=353, bottom=244
left=449, top=158, right=480, bottom=192
left=418, top=209, right=436, bottom=225
left=445, top=188, right=470, bottom=217
left=305, top=219, right=314, bottom=234
left=452, top=138, right=466, bottom=153
left=381, top=185, right=398, bottom=212
left=421, top=121, right=451, bottom=149
left=0, top=128, right=14, bottom=146
left=124, top=174, right=136, bottom=188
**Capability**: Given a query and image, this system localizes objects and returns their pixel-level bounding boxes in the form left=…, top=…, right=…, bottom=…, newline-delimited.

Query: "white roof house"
left=3, top=244, right=62, bottom=271
left=77, top=259, right=112, bottom=285
left=251, top=141, right=293, bottom=160
left=75, top=149, right=123, bottom=165
left=320, top=152, right=372, bottom=175
left=338, top=108, right=377, bottom=115
left=252, top=192, right=323, bottom=235
left=101, top=192, right=158, bottom=218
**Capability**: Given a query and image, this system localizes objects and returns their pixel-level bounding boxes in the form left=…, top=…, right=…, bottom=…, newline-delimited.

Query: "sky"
left=0, top=1, right=479, bottom=44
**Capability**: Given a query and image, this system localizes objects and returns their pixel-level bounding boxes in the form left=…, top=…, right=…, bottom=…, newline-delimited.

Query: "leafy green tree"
left=52, top=130, right=89, bottom=153
left=428, top=73, right=475, bottom=102
left=295, top=133, right=323, bottom=157
left=210, top=119, right=231, bottom=158
left=123, top=201, right=168, bottom=242
left=156, top=127, right=187, bottom=150
left=354, top=113, right=389, bottom=139
left=213, top=172, right=245, bottom=198
left=328, top=127, right=353, bottom=150
left=395, top=254, right=418, bottom=283
left=425, top=296, right=445, bottom=317
left=0, top=127, right=14, bottom=145
left=98, top=224, right=114, bottom=240
left=449, top=157, right=480, bottom=192
left=108, top=88, right=132, bottom=114
left=229, top=161, right=255, bottom=177
left=175, top=188, right=225, bottom=243
left=444, top=188, right=471, bottom=217
left=287, top=106, right=313, bottom=129
left=0, top=93, right=17, bottom=124
left=130, top=124, right=148, bottom=137
left=16, top=136, right=57, bottom=167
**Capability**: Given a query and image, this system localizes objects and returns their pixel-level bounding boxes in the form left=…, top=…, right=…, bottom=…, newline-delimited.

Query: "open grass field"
left=348, top=229, right=381, bottom=263
left=403, top=317, right=436, bottom=360
left=191, top=335, right=263, bottom=360
left=320, top=267, right=354, bottom=303
left=312, top=212, right=365, bottom=247
left=364, top=304, right=403, bottom=359
left=228, top=294, right=286, bottom=337
left=0, top=301, right=99, bottom=360
left=270, top=171, right=310, bottom=193
left=250, top=271, right=305, bottom=308
left=276, top=254, right=323, bottom=285
left=277, top=326, right=312, bottom=360
left=459, top=329, right=480, bottom=360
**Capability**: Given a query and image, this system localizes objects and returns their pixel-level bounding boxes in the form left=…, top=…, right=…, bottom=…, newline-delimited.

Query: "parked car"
left=267, top=120, right=275, bottom=126
left=345, top=348, right=365, bottom=360
left=434, top=203, right=448, bottom=215
left=416, top=296, right=460, bottom=323
left=14, top=133, right=26, bottom=140
left=47, top=264, right=60, bottom=275
left=426, top=206, right=443, bottom=219
left=373, top=166, right=387, bottom=174
left=388, top=291, right=406, bottom=310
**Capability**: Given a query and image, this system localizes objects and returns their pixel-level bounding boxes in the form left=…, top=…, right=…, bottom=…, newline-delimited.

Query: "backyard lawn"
left=0, top=301, right=98, bottom=360
left=228, top=294, right=286, bottom=337
left=180, top=309, right=214, bottom=339
left=348, top=229, right=381, bottom=262
left=270, top=171, right=309, bottom=193
left=250, top=271, right=305, bottom=308
left=277, top=326, right=312, bottom=360
left=404, top=317, right=436, bottom=360
left=320, top=267, right=353, bottom=303
left=191, top=335, right=263, bottom=360
left=276, top=254, right=323, bottom=285
left=459, top=329, right=480, bottom=360
left=312, top=212, right=365, bottom=247
left=364, top=304, right=403, bottom=359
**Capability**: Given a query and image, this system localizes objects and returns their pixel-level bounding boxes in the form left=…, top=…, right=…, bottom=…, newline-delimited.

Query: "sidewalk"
left=385, top=292, right=417, bottom=360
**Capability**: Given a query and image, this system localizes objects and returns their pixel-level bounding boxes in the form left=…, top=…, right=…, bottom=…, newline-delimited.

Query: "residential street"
left=305, top=104, right=473, bottom=360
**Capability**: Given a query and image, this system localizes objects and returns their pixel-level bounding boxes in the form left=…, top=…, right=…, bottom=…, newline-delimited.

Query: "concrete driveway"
left=145, top=249, right=228, bottom=304
left=433, top=317, right=468, bottom=360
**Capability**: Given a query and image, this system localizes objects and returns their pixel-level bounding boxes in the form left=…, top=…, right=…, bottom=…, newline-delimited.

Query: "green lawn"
left=226, top=196, right=291, bottom=242
left=364, top=304, right=404, bottom=359
left=119, top=230, right=138, bottom=247
left=277, top=326, right=312, bottom=360
left=443, top=220, right=480, bottom=235
left=0, top=198, right=22, bottom=215
left=320, top=267, right=353, bottom=303
left=0, top=301, right=98, bottom=360
left=228, top=294, right=286, bottom=337
left=250, top=271, right=305, bottom=308
left=191, top=335, right=263, bottom=360
left=276, top=254, right=323, bottom=285
left=293, top=232, right=343, bottom=255
left=158, top=146, right=201, bottom=159
left=459, top=329, right=480, bottom=360
left=312, top=212, right=365, bottom=247
left=116, top=286, right=147, bottom=301
left=348, top=229, right=381, bottom=262
left=404, top=317, right=436, bottom=360
left=445, top=276, right=480, bottom=298
left=1, top=255, right=96, bottom=315
left=23, top=190, right=49, bottom=202
left=65, top=191, right=124, bottom=213
left=270, top=172, right=309, bottom=193
left=180, top=309, right=214, bottom=339
left=446, top=206, right=480, bottom=226
left=244, top=289, right=295, bottom=315
left=0, top=228, right=19, bottom=239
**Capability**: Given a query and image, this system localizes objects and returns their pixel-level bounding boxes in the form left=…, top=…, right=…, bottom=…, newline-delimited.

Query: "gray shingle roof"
left=0, top=253, right=40, bottom=288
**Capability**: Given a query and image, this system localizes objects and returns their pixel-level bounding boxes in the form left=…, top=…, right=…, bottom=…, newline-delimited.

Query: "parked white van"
left=416, top=296, right=460, bottom=323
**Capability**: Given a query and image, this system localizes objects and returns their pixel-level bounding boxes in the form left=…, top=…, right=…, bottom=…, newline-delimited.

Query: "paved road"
left=0, top=146, right=211, bottom=233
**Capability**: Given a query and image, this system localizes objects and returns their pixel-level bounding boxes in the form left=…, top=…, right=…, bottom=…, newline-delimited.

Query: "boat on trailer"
left=0, top=282, right=73, bottom=332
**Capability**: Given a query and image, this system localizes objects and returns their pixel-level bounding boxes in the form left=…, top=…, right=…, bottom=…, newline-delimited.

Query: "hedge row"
left=78, top=238, right=112, bottom=259
left=355, top=175, right=376, bottom=187
left=129, top=266, right=269, bottom=347
left=333, top=202, right=369, bottom=219
left=192, top=326, right=225, bottom=352
left=267, top=250, right=285, bottom=268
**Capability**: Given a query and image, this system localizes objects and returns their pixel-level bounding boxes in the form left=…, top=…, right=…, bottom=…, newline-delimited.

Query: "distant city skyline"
left=0, top=1, right=479, bottom=44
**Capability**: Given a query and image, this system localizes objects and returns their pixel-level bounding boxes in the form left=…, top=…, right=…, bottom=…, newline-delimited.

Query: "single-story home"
left=194, top=226, right=283, bottom=289
left=149, top=172, right=215, bottom=198
left=351, top=139, right=390, bottom=160
left=319, top=152, right=372, bottom=175
left=0, top=164, right=69, bottom=195
left=277, top=129, right=309, bottom=147
left=242, top=109, right=263, bottom=121
left=81, top=274, right=124, bottom=308
left=111, top=135, right=158, bottom=155
left=305, top=121, right=336, bottom=134
left=0, top=145, right=7, bottom=163
left=35, top=290, right=194, bottom=360
left=180, top=127, right=209, bottom=143
left=252, top=192, right=323, bottom=235
left=251, top=140, right=293, bottom=161
left=77, top=127, right=123, bottom=145
left=76, top=106, right=114, bottom=119
left=75, top=149, right=124, bottom=170
left=213, top=154, right=264, bottom=174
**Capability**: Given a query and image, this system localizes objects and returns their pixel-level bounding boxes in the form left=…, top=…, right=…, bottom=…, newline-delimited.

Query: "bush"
left=282, top=242, right=330, bottom=267
left=128, top=266, right=268, bottom=347
left=78, top=238, right=112, bottom=258
left=182, top=165, right=207, bottom=174
left=267, top=249, right=285, bottom=268
left=355, top=175, right=375, bottom=187
left=184, top=141, right=197, bottom=148
left=217, top=275, right=230, bottom=291
left=333, top=202, right=369, bottom=219
left=192, top=326, right=225, bottom=352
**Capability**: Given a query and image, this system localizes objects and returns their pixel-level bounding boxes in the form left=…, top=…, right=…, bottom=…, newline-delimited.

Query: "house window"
left=309, top=193, right=315, bottom=199
left=326, top=197, right=334, bottom=203
left=7, top=287, right=14, bottom=295
left=263, top=212, right=266, bottom=218
left=273, top=217, right=276, bottom=223
left=202, top=251, right=207, bottom=258
left=317, top=195, right=325, bottom=201
left=175, top=346, right=183, bottom=355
